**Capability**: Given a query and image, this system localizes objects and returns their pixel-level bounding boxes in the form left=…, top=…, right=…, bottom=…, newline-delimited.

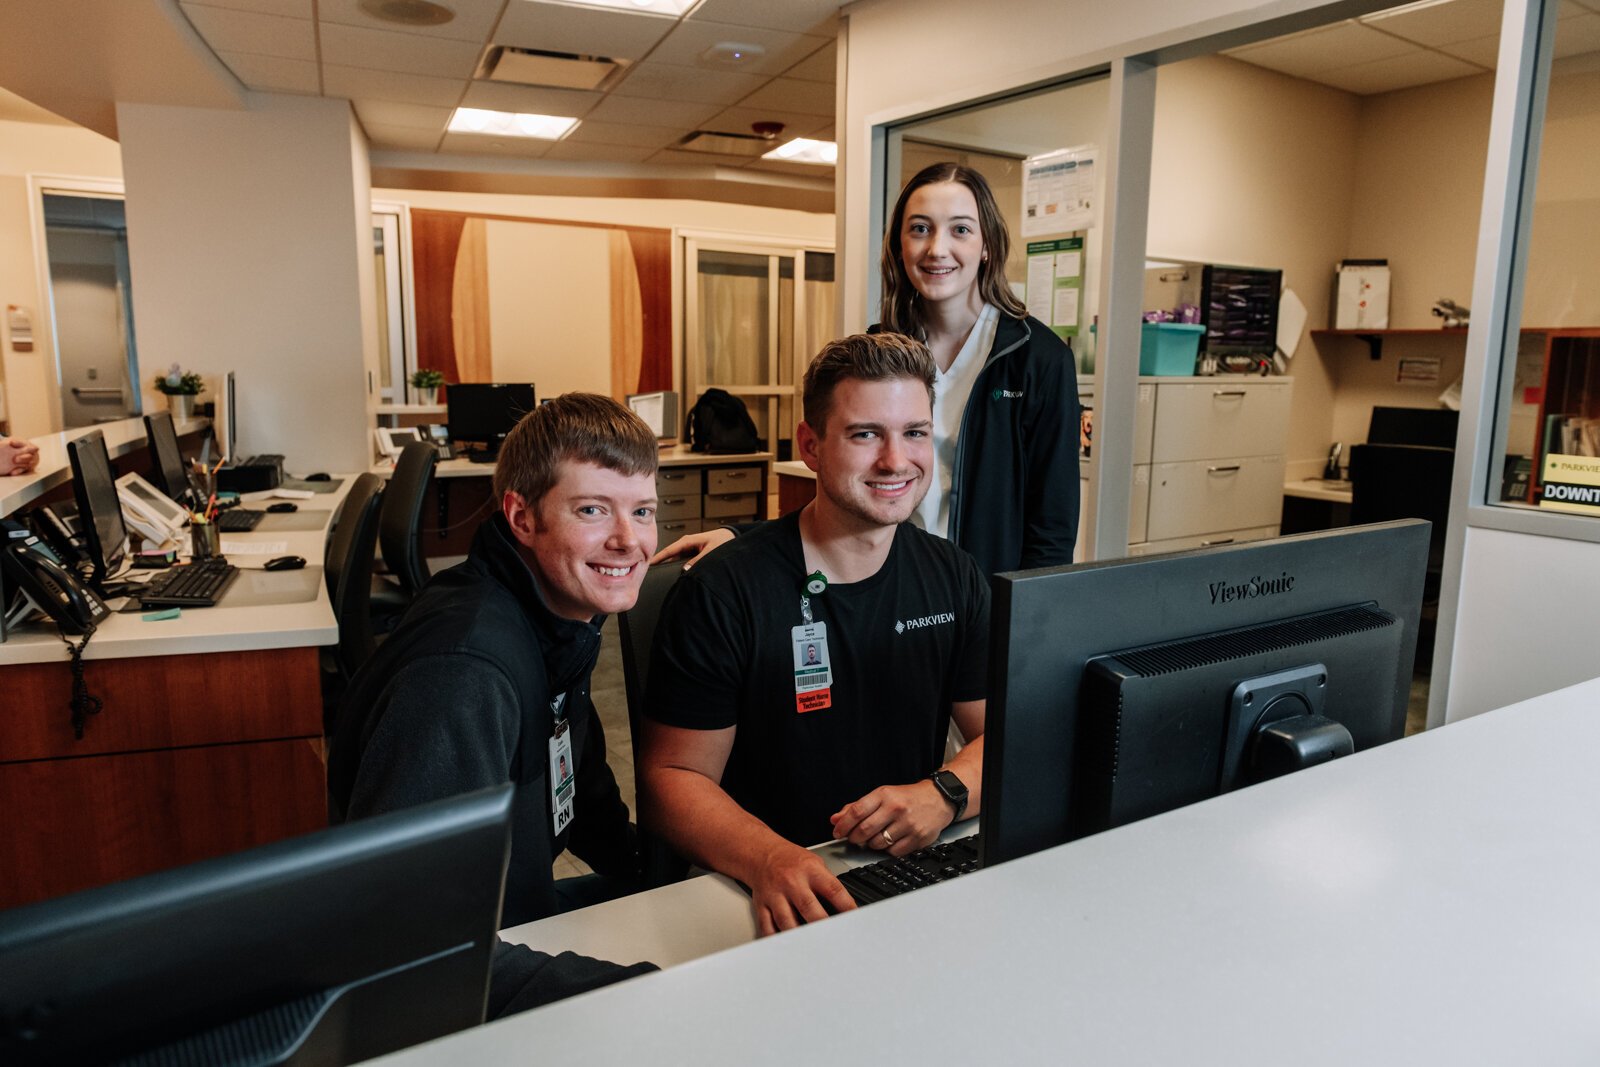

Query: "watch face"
left=933, top=769, right=967, bottom=800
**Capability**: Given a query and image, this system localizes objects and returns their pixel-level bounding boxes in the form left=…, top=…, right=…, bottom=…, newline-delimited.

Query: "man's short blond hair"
left=492, top=392, right=659, bottom=511
left=801, top=332, right=937, bottom=434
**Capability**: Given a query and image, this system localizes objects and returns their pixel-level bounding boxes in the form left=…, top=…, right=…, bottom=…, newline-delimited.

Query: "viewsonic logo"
left=1208, top=571, right=1295, bottom=605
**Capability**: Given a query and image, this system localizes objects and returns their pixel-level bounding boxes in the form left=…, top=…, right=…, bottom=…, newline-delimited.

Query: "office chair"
left=322, top=473, right=385, bottom=710
left=372, top=440, right=438, bottom=627
left=617, top=563, right=691, bottom=888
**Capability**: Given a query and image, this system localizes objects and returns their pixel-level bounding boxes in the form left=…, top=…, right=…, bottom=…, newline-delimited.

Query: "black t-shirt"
left=646, top=512, right=989, bottom=846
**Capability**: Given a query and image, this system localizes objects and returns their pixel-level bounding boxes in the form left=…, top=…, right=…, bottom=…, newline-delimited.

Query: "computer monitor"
left=0, top=785, right=514, bottom=1066
left=626, top=390, right=680, bottom=442
left=446, top=383, right=536, bottom=457
left=144, top=411, right=195, bottom=504
left=980, top=520, right=1429, bottom=866
left=1367, top=406, right=1459, bottom=449
left=64, top=430, right=129, bottom=590
left=214, top=370, right=237, bottom=462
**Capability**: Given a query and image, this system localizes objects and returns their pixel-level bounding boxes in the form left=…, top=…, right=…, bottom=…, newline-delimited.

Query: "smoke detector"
left=359, top=0, right=455, bottom=26
left=700, top=41, right=766, bottom=65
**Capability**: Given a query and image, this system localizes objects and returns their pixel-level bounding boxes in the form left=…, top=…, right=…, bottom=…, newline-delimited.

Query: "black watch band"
left=928, top=769, right=968, bottom=822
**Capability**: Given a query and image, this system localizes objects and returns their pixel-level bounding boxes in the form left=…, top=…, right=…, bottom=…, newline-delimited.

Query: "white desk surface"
left=382, top=677, right=1600, bottom=1065
left=0, top=477, right=352, bottom=666
left=373, top=446, right=774, bottom=481
left=772, top=460, right=815, bottom=481
left=0, top=415, right=210, bottom=518
left=1284, top=476, right=1353, bottom=503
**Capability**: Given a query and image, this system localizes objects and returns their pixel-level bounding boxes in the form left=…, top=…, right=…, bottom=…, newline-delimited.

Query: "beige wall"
left=0, top=119, right=123, bottom=436
left=484, top=220, right=613, bottom=398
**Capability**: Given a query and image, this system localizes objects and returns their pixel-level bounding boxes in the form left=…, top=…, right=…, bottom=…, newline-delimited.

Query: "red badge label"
left=796, top=689, right=832, bottom=713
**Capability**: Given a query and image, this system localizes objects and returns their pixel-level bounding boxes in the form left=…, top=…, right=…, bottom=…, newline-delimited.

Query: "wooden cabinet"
left=653, top=456, right=769, bottom=539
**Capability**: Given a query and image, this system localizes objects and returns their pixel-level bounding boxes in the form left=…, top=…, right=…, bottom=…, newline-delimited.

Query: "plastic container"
left=1139, top=322, right=1205, bottom=375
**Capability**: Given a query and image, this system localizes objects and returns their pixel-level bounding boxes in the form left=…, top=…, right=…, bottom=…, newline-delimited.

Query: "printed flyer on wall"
left=1539, top=453, right=1600, bottom=515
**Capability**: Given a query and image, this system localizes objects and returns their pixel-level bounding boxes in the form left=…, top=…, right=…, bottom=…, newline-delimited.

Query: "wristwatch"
left=928, top=769, right=968, bottom=822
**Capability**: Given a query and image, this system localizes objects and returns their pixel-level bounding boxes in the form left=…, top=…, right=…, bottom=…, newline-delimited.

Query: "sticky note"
left=142, top=608, right=182, bottom=622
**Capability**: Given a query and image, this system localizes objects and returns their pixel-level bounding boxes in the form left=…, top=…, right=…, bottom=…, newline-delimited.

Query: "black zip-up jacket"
left=327, top=513, right=654, bottom=1013
left=873, top=312, right=1081, bottom=574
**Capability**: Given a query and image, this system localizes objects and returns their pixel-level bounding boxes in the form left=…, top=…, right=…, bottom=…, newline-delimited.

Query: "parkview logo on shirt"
left=991, top=388, right=1024, bottom=400
left=895, top=611, right=956, bottom=634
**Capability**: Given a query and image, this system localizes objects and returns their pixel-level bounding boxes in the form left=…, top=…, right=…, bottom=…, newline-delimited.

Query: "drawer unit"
left=656, top=495, right=702, bottom=522
left=1149, top=380, right=1292, bottom=463
left=707, top=465, right=762, bottom=495
left=655, top=468, right=702, bottom=495
left=704, top=492, right=760, bottom=520
left=1145, top=454, right=1286, bottom=542
left=656, top=518, right=703, bottom=540
left=1128, top=524, right=1280, bottom=556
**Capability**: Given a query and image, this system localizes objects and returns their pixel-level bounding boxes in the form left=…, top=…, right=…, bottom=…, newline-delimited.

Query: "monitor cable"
left=60, top=623, right=103, bottom=740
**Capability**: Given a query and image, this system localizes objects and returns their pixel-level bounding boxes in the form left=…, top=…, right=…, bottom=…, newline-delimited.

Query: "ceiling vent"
left=478, top=47, right=629, bottom=91
left=675, top=130, right=777, bottom=157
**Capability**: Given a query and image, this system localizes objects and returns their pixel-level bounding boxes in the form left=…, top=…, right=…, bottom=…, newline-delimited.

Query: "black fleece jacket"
left=872, top=312, right=1081, bottom=575
left=327, top=513, right=654, bottom=1014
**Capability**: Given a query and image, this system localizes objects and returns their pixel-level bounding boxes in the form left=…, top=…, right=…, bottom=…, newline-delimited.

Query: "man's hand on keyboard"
left=830, top=781, right=953, bottom=857
left=750, top=842, right=856, bottom=936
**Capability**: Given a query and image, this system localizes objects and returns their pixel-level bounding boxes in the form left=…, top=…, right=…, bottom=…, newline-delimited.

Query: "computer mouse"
left=266, top=502, right=298, bottom=513
left=264, top=555, right=307, bottom=571
left=304, top=472, right=331, bottom=482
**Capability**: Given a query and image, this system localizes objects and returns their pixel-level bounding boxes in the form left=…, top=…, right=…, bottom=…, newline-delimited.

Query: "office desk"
left=1283, top=476, right=1353, bottom=504
left=381, top=678, right=1600, bottom=1065
left=0, top=414, right=210, bottom=518
left=0, top=477, right=352, bottom=908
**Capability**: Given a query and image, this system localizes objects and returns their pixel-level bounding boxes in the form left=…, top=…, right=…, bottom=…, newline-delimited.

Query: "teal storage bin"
left=1139, top=322, right=1205, bottom=375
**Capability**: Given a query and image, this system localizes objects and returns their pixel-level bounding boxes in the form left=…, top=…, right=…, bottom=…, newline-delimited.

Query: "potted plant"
left=152, top=363, right=205, bottom=419
left=409, top=368, right=445, bottom=406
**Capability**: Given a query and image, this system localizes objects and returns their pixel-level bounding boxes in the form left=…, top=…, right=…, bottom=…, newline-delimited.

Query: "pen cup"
left=191, top=520, right=221, bottom=560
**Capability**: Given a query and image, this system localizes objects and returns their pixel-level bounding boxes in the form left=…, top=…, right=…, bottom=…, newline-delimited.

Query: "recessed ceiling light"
left=359, top=0, right=456, bottom=26
left=529, top=0, right=698, bottom=15
left=761, top=138, right=837, bottom=165
left=448, top=107, right=579, bottom=140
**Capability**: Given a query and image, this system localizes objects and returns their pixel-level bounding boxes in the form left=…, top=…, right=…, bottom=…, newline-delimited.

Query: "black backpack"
left=685, top=388, right=761, bottom=454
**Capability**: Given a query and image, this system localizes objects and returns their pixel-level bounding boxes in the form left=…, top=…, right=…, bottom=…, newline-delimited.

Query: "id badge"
left=549, top=720, right=575, bottom=836
left=791, top=622, right=832, bottom=713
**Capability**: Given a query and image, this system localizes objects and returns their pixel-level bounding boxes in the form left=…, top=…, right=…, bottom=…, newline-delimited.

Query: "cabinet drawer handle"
left=1207, top=465, right=1241, bottom=474
left=660, top=472, right=690, bottom=480
left=662, top=498, right=686, bottom=506
left=1212, top=390, right=1247, bottom=398
left=721, top=471, right=749, bottom=479
left=71, top=386, right=123, bottom=397
left=1201, top=538, right=1236, bottom=547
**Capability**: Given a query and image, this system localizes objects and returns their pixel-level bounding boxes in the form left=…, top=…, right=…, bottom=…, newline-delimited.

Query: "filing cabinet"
left=653, top=458, right=768, bottom=543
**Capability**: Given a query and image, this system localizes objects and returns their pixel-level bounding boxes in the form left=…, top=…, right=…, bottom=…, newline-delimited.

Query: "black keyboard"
left=836, top=834, right=980, bottom=906
left=216, top=508, right=264, bottom=531
left=137, top=558, right=240, bottom=608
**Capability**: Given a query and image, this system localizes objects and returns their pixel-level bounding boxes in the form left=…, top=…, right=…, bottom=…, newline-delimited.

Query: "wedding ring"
left=881, top=828, right=895, bottom=845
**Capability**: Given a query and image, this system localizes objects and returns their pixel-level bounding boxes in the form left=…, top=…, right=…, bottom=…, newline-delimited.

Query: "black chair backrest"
left=617, top=563, right=689, bottom=888
left=1349, top=443, right=1454, bottom=573
left=325, top=473, right=385, bottom=680
left=378, top=441, right=438, bottom=599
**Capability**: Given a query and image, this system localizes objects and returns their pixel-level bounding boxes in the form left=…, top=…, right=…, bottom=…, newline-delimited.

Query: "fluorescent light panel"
left=448, top=107, right=578, bottom=140
left=762, top=138, right=837, bottom=165
left=529, top=0, right=698, bottom=16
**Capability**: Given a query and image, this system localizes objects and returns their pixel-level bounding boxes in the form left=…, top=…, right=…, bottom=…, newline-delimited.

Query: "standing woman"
left=876, top=161, right=1080, bottom=574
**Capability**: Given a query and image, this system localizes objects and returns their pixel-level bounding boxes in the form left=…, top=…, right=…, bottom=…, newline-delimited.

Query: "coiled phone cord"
left=61, top=624, right=103, bottom=740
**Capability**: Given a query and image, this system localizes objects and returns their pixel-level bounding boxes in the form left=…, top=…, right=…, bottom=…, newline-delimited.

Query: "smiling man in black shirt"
left=641, top=333, right=989, bottom=936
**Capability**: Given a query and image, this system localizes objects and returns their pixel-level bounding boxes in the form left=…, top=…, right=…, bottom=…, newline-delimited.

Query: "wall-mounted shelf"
left=1311, top=328, right=1468, bottom=360
left=376, top=403, right=445, bottom=414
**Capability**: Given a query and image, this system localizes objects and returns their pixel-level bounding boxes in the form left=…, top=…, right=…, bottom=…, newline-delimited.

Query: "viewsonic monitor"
left=0, top=785, right=514, bottom=1067
left=64, top=430, right=129, bottom=591
left=980, top=520, right=1429, bottom=867
left=144, top=411, right=195, bottom=504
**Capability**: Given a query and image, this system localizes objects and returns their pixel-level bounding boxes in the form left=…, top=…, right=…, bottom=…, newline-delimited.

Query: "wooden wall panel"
left=624, top=227, right=673, bottom=393
left=451, top=217, right=493, bottom=383
left=609, top=230, right=644, bottom=400
left=410, top=209, right=466, bottom=390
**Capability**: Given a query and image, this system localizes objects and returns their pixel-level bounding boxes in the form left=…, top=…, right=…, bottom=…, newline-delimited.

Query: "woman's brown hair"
left=878, top=162, right=1027, bottom=339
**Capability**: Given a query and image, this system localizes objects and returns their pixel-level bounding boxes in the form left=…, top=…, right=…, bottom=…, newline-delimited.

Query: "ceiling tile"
left=745, top=156, right=834, bottom=178
left=562, top=119, right=682, bottom=147
left=459, top=80, right=600, bottom=117
left=323, top=64, right=466, bottom=106
left=586, top=94, right=719, bottom=127
left=353, top=99, right=454, bottom=129
left=1226, top=22, right=1415, bottom=74
left=1315, top=48, right=1485, bottom=94
left=317, top=0, right=503, bottom=43
left=648, top=147, right=761, bottom=167
left=701, top=105, right=828, bottom=139
left=736, top=76, right=833, bottom=116
left=439, top=130, right=553, bottom=157
left=1554, top=12, right=1600, bottom=56
left=1361, top=0, right=1504, bottom=47
left=216, top=50, right=319, bottom=92
left=1437, top=34, right=1501, bottom=66
left=645, top=20, right=830, bottom=77
left=783, top=40, right=835, bottom=83
left=811, top=123, right=834, bottom=140
left=688, top=0, right=841, bottom=35
left=179, top=4, right=316, bottom=61
left=541, top=140, right=656, bottom=162
left=494, top=2, right=676, bottom=60
left=610, top=61, right=765, bottom=105
left=319, top=23, right=483, bottom=78
left=183, top=0, right=312, bottom=16
left=361, top=122, right=445, bottom=150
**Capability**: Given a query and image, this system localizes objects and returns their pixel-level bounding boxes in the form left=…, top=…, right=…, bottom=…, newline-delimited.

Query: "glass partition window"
left=1490, top=11, right=1600, bottom=518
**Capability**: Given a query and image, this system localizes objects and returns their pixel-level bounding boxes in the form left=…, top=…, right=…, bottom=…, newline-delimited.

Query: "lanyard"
left=800, top=570, right=827, bottom=625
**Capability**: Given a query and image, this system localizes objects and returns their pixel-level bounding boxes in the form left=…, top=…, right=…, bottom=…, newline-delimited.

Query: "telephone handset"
left=2, top=536, right=109, bottom=635
left=30, top=505, right=88, bottom=569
